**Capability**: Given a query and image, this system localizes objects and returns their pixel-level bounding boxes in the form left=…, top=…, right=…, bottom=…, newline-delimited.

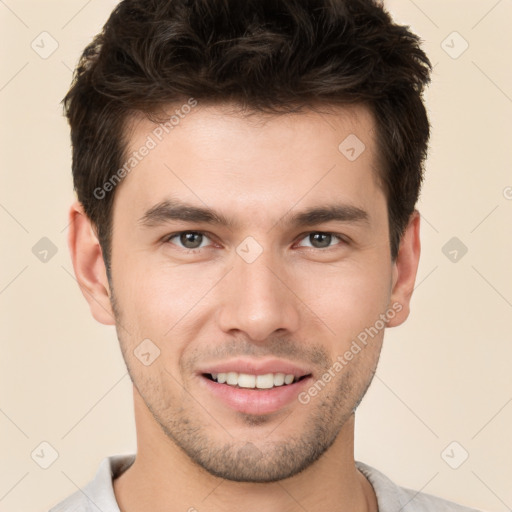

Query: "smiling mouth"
left=202, top=372, right=311, bottom=390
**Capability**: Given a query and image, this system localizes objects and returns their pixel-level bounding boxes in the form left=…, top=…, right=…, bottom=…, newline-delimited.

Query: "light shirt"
left=49, top=454, right=484, bottom=511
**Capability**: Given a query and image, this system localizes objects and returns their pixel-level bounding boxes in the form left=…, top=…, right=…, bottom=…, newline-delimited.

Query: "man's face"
left=92, top=104, right=413, bottom=482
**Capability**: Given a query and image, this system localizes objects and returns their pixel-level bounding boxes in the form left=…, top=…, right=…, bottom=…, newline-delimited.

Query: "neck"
left=113, top=387, right=377, bottom=512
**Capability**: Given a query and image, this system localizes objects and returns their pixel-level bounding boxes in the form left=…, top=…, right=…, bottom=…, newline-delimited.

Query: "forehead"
left=113, top=102, right=384, bottom=227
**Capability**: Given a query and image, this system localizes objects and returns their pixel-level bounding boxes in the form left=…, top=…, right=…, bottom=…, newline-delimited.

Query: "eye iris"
left=310, top=233, right=331, bottom=248
left=180, top=232, right=202, bottom=249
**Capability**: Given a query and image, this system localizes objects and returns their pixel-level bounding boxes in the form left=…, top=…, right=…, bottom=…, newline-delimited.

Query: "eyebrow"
left=137, top=198, right=369, bottom=230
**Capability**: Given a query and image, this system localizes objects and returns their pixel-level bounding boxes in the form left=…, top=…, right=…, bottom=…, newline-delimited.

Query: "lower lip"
left=198, top=374, right=312, bottom=415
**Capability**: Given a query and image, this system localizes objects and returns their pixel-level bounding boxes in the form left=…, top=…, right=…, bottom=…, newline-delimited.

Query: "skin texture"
left=68, top=103, right=421, bottom=512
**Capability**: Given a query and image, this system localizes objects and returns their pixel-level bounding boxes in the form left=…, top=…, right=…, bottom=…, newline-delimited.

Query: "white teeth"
left=209, top=372, right=300, bottom=389
left=238, top=373, right=256, bottom=388
left=273, top=373, right=285, bottom=386
left=284, top=374, right=294, bottom=385
left=256, top=374, right=274, bottom=389
left=226, top=372, right=238, bottom=385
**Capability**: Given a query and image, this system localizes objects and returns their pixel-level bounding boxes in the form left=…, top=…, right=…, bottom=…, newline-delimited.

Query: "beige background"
left=1, top=1, right=511, bottom=511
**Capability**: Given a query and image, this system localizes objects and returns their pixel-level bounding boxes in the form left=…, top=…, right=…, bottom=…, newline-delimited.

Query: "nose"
left=216, top=247, right=301, bottom=342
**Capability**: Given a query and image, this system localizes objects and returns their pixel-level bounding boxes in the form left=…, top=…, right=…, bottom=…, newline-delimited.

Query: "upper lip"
left=198, top=358, right=313, bottom=379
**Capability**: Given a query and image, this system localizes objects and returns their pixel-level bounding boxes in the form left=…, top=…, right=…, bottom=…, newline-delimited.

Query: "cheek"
left=297, top=260, right=392, bottom=340
left=115, top=260, right=221, bottom=335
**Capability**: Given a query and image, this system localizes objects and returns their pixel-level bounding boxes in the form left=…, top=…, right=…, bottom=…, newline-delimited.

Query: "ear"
left=387, top=210, right=421, bottom=327
left=67, top=201, right=116, bottom=325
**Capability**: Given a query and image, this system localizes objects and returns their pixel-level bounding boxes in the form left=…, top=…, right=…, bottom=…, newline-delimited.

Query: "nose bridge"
left=218, top=241, right=300, bottom=341
left=238, top=247, right=282, bottom=302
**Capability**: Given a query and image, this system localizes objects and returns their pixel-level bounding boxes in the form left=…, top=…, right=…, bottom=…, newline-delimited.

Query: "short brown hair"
left=63, top=0, right=431, bottom=275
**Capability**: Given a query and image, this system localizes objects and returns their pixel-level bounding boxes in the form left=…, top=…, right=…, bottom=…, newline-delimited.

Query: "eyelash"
left=162, top=230, right=349, bottom=253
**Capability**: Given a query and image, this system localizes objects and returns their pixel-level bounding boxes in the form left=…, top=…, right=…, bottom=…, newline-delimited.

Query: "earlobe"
left=67, top=201, right=116, bottom=325
left=387, top=210, right=421, bottom=328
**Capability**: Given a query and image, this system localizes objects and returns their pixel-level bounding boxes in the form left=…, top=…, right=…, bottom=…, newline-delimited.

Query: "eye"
left=163, top=230, right=346, bottom=252
left=165, top=231, right=212, bottom=250
left=296, top=232, right=345, bottom=249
